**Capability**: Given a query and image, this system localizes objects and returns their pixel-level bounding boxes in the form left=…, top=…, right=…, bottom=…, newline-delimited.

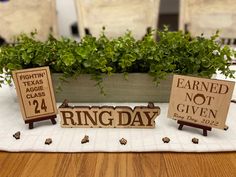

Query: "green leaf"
left=6, top=63, right=16, bottom=70
left=63, top=53, right=75, bottom=66
left=22, top=52, right=31, bottom=64
left=83, top=60, right=91, bottom=68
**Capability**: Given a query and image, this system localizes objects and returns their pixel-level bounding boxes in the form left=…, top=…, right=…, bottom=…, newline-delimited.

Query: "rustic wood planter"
left=52, top=73, right=173, bottom=103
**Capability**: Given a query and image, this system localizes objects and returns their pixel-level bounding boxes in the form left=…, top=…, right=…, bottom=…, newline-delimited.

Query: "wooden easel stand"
left=177, top=120, right=212, bottom=136
left=25, top=114, right=57, bottom=129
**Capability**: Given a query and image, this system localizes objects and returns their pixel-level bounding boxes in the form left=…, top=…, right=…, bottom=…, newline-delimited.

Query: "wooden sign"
left=12, top=67, right=57, bottom=129
left=59, top=101, right=160, bottom=128
left=168, top=74, right=235, bottom=131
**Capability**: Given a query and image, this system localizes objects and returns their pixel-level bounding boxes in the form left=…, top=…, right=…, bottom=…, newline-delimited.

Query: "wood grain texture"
left=59, top=104, right=160, bottom=128
left=163, top=153, right=236, bottom=177
left=0, top=152, right=236, bottom=177
left=168, top=74, right=235, bottom=130
left=12, top=67, right=58, bottom=121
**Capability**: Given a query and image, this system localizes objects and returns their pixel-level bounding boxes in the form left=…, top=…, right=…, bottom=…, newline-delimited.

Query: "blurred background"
left=55, top=0, right=179, bottom=38
left=0, top=0, right=235, bottom=46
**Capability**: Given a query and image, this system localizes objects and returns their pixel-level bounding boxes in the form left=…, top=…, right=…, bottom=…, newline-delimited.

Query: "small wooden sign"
left=59, top=101, right=160, bottom=128
left=168, top=75, right=235, bottom=130
left=12, top=67, right=57, bottom=129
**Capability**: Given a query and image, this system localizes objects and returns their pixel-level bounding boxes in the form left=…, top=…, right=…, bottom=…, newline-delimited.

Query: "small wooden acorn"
left=119, top=138, right=127, bottom=145
left=148, top=102, right=155, bottom=108
left=13, top=131, right=21, bottom=140
left=81, top=135, right=89, bottom=144
left=192, top=138, right=199, bottom=144
left=45, top=138, right=52, bottom=145
left=60, top=99, right=70, bottom=108
left=162, top=137, right=170, bottom=143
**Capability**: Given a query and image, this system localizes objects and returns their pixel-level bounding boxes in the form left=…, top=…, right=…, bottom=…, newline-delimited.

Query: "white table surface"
left=0, top=66, right=236, bottom=152
left=0, top=67, right=236, bottom=152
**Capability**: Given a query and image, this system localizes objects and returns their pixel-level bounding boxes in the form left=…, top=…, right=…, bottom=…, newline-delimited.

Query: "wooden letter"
left=59, top=103, right=160, bottom=128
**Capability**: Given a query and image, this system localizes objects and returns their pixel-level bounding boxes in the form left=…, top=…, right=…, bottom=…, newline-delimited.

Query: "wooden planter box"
left=52, top=73, right=173, bottom=103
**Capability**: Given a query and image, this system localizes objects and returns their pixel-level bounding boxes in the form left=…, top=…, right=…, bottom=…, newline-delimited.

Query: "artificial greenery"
left=0, top=28, right=235, bottom=92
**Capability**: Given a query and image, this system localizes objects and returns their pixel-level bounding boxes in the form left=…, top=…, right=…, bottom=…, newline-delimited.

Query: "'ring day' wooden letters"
left=12, top=67, right=57, bottom=129
left=59, top=102, right=160, bottom=128
left=168, top=75, right=235, bottom=130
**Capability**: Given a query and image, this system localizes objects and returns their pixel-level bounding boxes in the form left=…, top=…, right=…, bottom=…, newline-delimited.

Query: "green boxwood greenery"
left=0, top=28, right=235, bottom=92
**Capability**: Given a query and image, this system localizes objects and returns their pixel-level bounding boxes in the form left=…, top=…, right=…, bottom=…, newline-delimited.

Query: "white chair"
left=179, top=0, right=236, bottom=46
left=0, top=0, right=58, bottom=42
left=74, top=0, right=160, bottom=39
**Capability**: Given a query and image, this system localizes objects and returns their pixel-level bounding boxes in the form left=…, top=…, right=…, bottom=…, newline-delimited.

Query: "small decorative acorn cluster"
left=13, top=131, right=202, bottom=146
left=162, top=137, right=199, bottom=144
left=13, top=131, right=53, bottom=145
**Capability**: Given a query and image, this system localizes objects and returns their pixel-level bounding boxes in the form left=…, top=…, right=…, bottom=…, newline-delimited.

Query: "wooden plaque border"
left=168, top=74, right=235, bottom=131
left=58, top=101, right=160, bottom=128
left=12, top=66, right=57, bottom=128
